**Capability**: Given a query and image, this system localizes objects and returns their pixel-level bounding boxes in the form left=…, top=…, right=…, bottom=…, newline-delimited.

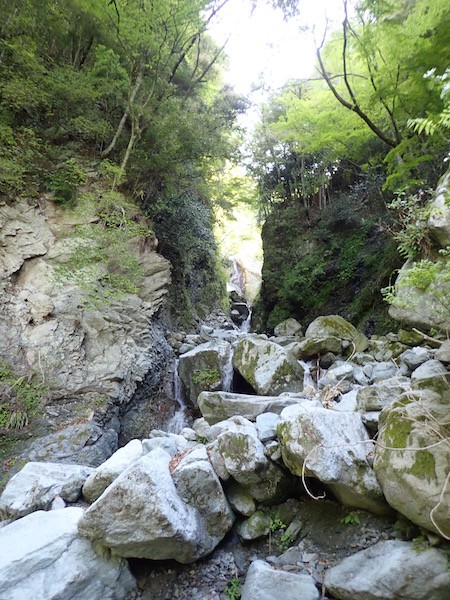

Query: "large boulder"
left=286, top=336, right=342, bottom=360
left=305, top=316, right=368, bottom=353
left=374, top=388, right=450, bottom=537
left=428, top=167, right=450, bottom=248
left=197, top=391, right=309, bottom=424
left=0, top=508, right=135, bottom=600
left=388, top=254, right=450, bottom=332
left=178, top=340, right=233, bottom=403
left=324, top=540, right=450, bottom=600
left=233, top=336, right=304, bottom=396
left=78, top=447, right=234, bottom=563
left=242, top=560, right=319, bottom=600
left=215, top=429, right=293, bottom=504
left=21, top=422, right=118, bottom=467
left=355, top=378, right=410, bottom=412
left=0, top=462, right=94, bottom=520
left=278, top=405, right=388, bottom=514
left=82, top=439, right=143, bottom=503
left=273, top=318, right=303, bottom=337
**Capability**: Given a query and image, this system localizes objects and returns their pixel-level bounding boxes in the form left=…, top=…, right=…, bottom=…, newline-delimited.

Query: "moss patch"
left=408, top=450, right=436, bottom=481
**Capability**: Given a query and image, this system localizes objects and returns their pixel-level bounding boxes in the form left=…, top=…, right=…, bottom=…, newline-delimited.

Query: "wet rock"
left=324, top=540, right=450, bottom=600
left=0, top=508, right=135, bottom=600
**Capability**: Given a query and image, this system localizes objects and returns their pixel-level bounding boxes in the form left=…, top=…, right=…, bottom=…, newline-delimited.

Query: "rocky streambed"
left=0, top=314, right=449, bottom=600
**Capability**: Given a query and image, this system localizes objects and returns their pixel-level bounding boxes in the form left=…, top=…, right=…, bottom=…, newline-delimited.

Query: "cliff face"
left=253, top=190, right=402, bottom=334
left=0, top=197, right=171, bottom=419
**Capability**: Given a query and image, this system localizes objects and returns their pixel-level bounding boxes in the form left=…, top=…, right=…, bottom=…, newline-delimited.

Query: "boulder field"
left=0, top=315, right=449, bottom=599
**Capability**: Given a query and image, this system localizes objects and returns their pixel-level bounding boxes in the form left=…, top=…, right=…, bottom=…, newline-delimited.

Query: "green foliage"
left=340, top=511, right=361, bottom=526
left=408, top=69, right=450, bottom=138
left=0, top=360, right=48, bottom=431
left=382, top=248, right=450, bottom=323
left=191, top=368, right=221, bottom=388
left=386, top=191, right=433, bottom=259
left=225, top=578, right=242, bottom=600
left=49, top=158, right=86, bottom=204
left=52, top=188, right=152, bottom=306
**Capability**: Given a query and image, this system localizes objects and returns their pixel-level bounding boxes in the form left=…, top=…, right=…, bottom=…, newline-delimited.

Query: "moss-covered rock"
left=178, top=340, right=232, bottom=404
left=374, top=388, right=450, bottom=538
left=305, top=315, right=368, bottom=353
left=233, top=336, right=304, bottom=396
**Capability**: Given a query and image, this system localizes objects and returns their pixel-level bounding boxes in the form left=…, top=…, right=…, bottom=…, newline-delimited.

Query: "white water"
left=222, top=348, right=234, bottom=393
left=229, top=259, right=245, bottom=297
left=240, top=307, right=252, bottom=333
left=167, top=359, right=188, bottom=434
left=299, top=359, right=317, bottom=390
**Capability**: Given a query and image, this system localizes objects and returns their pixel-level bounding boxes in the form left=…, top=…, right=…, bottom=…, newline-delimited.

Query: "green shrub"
left=49, top=158, right=86, bottom=204
left=0, top=360, right=48, bottom=431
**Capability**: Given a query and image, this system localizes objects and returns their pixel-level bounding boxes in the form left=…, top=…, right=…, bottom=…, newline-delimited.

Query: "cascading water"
left=239, top=307, right=252, bottom=333
left=229, top=259, right=245, bottom=297
left=222, top=347, right=234, bottom=393
left=298, top=359, right=318, bottom=390
left=167, top=359, right=188, bottom=434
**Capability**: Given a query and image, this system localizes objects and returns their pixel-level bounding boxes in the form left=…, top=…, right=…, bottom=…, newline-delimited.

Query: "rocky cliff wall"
left=0, top=197, right=172, bottom=427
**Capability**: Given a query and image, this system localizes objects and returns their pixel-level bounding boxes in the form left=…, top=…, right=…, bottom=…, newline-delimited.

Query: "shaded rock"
left=435, top=339, right=450, bottom=363
left=78, top=447, right=234, bottom=563
left=0, top=508, right=135, bottom=600
left=198, top=391, right=305, bottom=424
left=225, top=481, right=256, bottom=517
left=233, top=336, right=304, bottom=396
left=178, top=340, right=233, bottom=404
left=22, top=422, right=118, bottom=467
left=0, top=462, right=94, bottom=520
left=305, top=316, right=368, bottom=353
left=242, top=560, right=319, bottom=600
left=374, top=389, right=450, bottom=537
left=324, top=540, right=450, bottom=600
left=274, top=318, right=303, bottom=337
left=256, top=412, right=280, bottom=441
left=371, top=361, right=398, bottom=382
left=399, top=346, right=432, bottom=370
left=82, top=439, right=143, bottom=503
left=278, top=406, right=387, bottom=514
left=238, top=510, right=272, bottom=540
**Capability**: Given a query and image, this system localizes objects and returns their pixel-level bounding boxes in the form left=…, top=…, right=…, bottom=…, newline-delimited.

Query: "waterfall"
left=229, top=259, right=245, bottom=297
left=167, top=359, right=188, bottom=434
left=222, top=348, right=234, bottom=393
left=298, top=359, right=317, bottom=390
left=239, top=307, right=252, bottom=333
